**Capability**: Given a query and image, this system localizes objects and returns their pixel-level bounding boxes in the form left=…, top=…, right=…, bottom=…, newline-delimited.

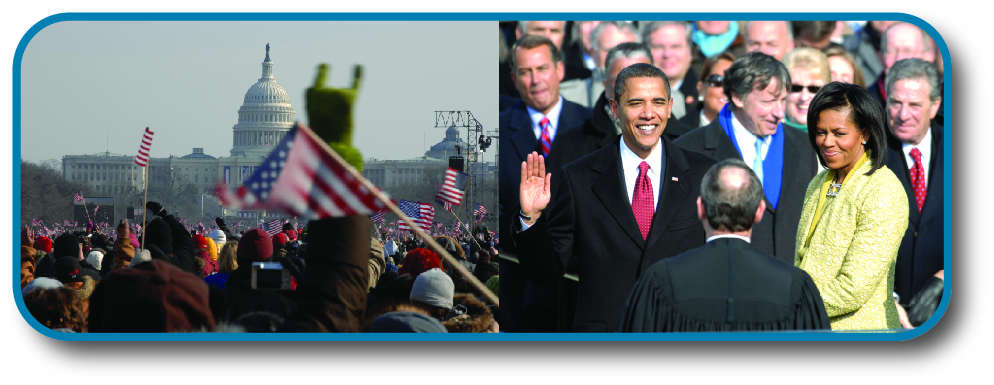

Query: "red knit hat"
left=192, top=234, right=210, bottom=250
left=237, top=228, right=273, bottom=262
left=398, top=248, right=444, bottom=277
left=272, top=232, right=288, bottom=248
left=33, top=236, right=52, bottom=254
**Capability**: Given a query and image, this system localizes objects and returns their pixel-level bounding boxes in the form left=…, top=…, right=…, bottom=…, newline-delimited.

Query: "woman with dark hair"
left=681, top=51, right=737, bottom=128
left=795, top=81, right=908, bottom=331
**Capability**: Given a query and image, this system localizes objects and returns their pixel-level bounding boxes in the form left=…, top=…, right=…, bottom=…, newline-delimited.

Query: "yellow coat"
left=795, top=155, right=908, bottom=331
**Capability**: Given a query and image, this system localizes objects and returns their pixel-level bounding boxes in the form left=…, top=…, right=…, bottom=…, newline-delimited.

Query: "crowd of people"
left=499, top=20, right=944, bottom=332
left=20, top=201, right=501, bottom=333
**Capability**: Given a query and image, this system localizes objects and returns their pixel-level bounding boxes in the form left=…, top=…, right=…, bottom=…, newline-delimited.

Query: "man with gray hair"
left=884, top=58, right=944, bottom=329
left=642, top=21, right=698, bottom=120
left=560, top=21, right=638, bottom=107
left=674, top=52, right=817, bottom=265
left=866, top=22, right=936, bottom=110
left=513, top=20, right=591, bottom=82
left=617, top=159, right=830, bottom=332
left=743, top=20, right=793, bottom=61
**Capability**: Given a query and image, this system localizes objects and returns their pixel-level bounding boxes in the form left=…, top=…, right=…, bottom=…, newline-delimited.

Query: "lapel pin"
left=672, top=177, right=679, bottom=181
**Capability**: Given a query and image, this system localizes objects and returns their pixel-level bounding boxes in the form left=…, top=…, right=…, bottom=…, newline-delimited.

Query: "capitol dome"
left=230, top=44, right=296, bottom=157
left=424, top=125, right=470, bottom=159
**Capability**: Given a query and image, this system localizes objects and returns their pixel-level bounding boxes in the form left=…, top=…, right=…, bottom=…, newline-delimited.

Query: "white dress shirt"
left=901, top=126, right=933, bottom=185
left=526, top=95, right=564, bottom=142
left=706, top=234, right=751, bottom=243
left=731, top=114, right=772, bottom=175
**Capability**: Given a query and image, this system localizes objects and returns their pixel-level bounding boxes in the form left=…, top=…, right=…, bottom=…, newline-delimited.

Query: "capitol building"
left=61, top=47, right=494, bottom=222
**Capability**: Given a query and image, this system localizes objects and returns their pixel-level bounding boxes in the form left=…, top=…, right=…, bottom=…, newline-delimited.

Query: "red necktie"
left=633, top=161, right=654, bottom=241
left=539, top=117, right=552, bottom=157
left=910, top=148, right=926, bottom=212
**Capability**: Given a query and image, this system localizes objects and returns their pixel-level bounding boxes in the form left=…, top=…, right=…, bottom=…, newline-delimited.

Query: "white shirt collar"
left=620, top=135, right=663, bottom=209
left=582, top=52, right=596, bottom=70
left=731, top=113, right=773, bottom=168
left=901, top=125, right=933, bottom=184
left=707, top=234, right=751, bottom=243
left=526, top=95, right=564, bottom=142
left=699, top=110, right=711, bottom=128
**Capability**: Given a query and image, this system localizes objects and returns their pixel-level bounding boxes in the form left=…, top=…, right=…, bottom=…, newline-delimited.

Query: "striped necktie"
left=539, top=117, right=552, bottom=158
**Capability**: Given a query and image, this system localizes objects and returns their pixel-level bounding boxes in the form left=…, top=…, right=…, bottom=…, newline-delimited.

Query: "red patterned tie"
left=632, top=161, right=654, bottom=241
left=910, top=148, right=926, bottom=212
left=539, top=117, right=552, bottom=157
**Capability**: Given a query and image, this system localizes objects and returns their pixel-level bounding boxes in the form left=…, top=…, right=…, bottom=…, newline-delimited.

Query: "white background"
left=2, top=1, right=980, bottom=383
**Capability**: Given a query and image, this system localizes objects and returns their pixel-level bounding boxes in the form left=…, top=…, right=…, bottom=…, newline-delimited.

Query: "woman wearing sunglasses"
left=681, top=51, right=736, bottom=128
left=782, top=48, right=831, bottom=133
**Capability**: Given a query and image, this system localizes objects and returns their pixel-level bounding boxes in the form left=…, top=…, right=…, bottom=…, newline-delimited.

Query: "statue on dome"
left=306, top=63, right=364, bottom=171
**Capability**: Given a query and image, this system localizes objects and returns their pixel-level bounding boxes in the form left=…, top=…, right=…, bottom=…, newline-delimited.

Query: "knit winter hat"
left=87, top=259, right=216, bottom=333
left=398, top=248, right=443, bottom=277
left=52, top=233, right=80, bottom=260
left=284, top=229, right=297, bottom=242
left=410, top=268, right=454, bottom=310
left=485, top=275, right=499, bottom=297
left=237, top=228, right=273, bottom=262
left=53, top=257, right=85, bottom=283
left=143, top=217, right=173, bottom=255
left=208, top=229, right=226, bottom=247
left=272, top=232, right=288, bottom=249
left=33, top=236, right=53, bottom=254
left=205, top=237, right=218, bottom=261
left=192, top=235, right=210, bottom=250
left=371, top=311, right=447, bottom=333
left=85, top=250, right=105, bottom=272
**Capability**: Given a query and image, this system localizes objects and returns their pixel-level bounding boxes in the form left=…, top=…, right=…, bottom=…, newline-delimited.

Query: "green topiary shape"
left=306, top=63, right=364, bottom=171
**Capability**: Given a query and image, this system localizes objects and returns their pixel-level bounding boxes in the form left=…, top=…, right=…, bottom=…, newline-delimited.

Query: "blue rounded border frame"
left=12, top=12, right=951, bottom=342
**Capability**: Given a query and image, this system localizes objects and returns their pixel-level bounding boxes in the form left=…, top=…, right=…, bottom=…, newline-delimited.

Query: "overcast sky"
left=19, top=20, right=495, bottom=164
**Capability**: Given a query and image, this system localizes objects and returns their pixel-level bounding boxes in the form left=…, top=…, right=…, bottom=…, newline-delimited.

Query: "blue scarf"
left=692, top=22, right=740, bottom=58
left=718, top=104, right=784, bottom=210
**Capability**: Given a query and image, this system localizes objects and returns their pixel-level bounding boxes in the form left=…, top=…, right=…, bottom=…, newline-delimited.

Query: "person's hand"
left=934, top=270, right=944, bottom=280
left=215, top=217, right=226, bottom=229
left=519, top=151, right=552, bottom=226
left=117, top=219, right=130, bottom=241
left=895, top=300, right=913, bottom=329
left=21, top=224, right=34, bottom=246
left=306, top=63, right=364, bottom=171
left=146, top=201, right=164, bottom=216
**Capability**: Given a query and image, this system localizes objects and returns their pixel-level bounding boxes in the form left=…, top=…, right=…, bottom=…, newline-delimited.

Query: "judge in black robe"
left=617, top=159, right=830, bottom=332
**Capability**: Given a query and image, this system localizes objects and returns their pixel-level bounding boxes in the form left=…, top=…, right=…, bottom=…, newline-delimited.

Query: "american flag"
left=73, top=191, right=83, bottom=203
left=474, top=203, right=486, bottom=223
left=216, top=123, right=387, bottom=220
left=261, top=219, right=282, bottom=236
left=435, top=167, right=469, bottom=206
left=371, top=210, right=386, bottom=223
left=436, top=192, right=452, bottom=211
left=32, top=219, right=43, bottom=227
left=94, top=206, right=100, bottom=215
left=397, top=200, right=433, bottom=232
left=135, top=127, right=155, bottom=167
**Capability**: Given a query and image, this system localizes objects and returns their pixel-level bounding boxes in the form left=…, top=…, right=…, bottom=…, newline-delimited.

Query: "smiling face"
left=698, top=58, right=734, bottom=118
left=647, top=24, right=692, bottom=82
left=815, top=108, right=868, bottom=176
left=786, top=68, right=825, bottom=125
left=731, top=77, right=787, bottom=137
left=887, top=77, right=939, bottom=145
left=511, top=44, right=564, bottom=115
left=744, top=21, right=792, bottom=61
left=610, top=76, right=672, bottom=159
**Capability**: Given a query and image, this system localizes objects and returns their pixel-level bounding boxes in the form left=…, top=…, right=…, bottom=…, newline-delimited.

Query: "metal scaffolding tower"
left=434, top=111, right=498, bottom=230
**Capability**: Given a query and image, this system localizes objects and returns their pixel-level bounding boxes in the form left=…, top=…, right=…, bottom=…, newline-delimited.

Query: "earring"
left=698, top=95, right=704, bottom=101
left=862, top=141, right=867, bottom=145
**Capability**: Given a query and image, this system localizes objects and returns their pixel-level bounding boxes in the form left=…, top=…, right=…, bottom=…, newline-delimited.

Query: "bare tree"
left=20, top=161, right=91, bottom=225
left=146, top=165, right=200, bottom=221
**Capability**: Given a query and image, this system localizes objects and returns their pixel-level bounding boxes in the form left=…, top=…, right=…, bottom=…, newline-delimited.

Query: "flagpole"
left=442, top=207, right=488, bottom=256
left=297, top=124, right=498, bottom=309
left=140, top=163, right=149, bottom=250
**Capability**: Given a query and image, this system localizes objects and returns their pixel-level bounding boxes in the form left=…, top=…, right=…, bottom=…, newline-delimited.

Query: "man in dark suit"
left=617, top=159, right=830, bottom=332
left=865, top=22, right=943, bottom=125
left=642, top=21, right=700, bottom=121
left=674, top=52, right=817, bottom=265
left=513, top=63, right=716, bottom=332
left=883, top=58, right=944, bottom=328
left=498, top=34, right=591, bottom=332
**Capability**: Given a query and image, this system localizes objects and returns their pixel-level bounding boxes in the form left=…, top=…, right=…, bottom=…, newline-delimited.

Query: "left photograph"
left=16, top=18, right=499, bottom=337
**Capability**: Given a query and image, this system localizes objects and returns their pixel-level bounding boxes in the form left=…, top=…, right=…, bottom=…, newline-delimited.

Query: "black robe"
left=617, top=238, right=830, bottom=332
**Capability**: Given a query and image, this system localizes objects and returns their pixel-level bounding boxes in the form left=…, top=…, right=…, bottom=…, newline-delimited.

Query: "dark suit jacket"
left=555, top=92, right=693, bottom=165
left=617, top=237, right=831, bottom=332
left=886, top=124, right=945, bottom=305
left=498, top=98, right=592, bottom=253
left=513, top=136, right=716, bottom=332
left=673, top=119, right=817, bottom=264
left=561, top=41, right=594, bottom=82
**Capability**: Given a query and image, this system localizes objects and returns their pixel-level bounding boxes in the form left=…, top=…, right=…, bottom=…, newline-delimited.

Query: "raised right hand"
left=519, top=151, right=552, bottom=224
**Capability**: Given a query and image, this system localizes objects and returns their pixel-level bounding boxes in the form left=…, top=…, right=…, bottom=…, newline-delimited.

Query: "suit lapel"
left=921, top=125, right=943, bottom=221
left=887, top=134, right=921, bottom=226
left=509, top=106, right=538, bottom=162
left=644, top=139, right=690, bottom=253
left=590, top=139, right=646, bottom=248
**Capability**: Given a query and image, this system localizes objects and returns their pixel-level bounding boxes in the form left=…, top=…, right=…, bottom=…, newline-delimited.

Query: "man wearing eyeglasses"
left=674, top=52, right=817, bottom=265
left=866, top=23, right=938, bottom=119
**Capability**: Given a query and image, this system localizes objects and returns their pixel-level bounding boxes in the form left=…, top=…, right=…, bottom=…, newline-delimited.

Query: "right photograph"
left=497, top=19, right=947, bottom=334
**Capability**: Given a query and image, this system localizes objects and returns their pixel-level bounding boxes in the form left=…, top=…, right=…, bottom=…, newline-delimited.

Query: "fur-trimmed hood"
left=441, top=293, right=494, bottom=333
